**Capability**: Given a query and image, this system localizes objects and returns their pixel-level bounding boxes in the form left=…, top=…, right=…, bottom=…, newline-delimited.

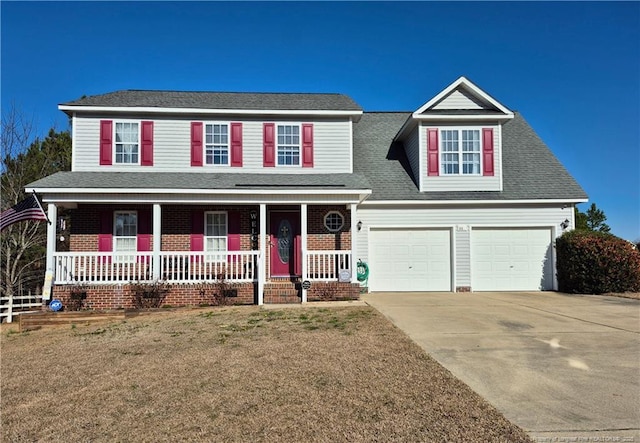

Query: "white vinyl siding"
left=422, top=123, right=502, bottom=192
left=455, top=227, right=471, bottom=287
left=431, top=88, right=490, bottom=110
left=72, top=116, right=352, bottom=173
left=356, top=204, right=568, bottom=291
left=403, top=127, right=421, bottom=188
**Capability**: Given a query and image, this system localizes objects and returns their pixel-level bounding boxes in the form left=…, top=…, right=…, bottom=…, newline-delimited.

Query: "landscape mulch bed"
left=1, top=306, right=532, bottom=442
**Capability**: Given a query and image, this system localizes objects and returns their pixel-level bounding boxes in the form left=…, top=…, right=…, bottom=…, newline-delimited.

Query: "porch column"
left=152, top=204, right=161, bottom=280
left=301, top=203, right=308, bottom=303
left=44, top=203, right=57, bottom=300
left=350, top=203, right=358, bottom=284
left=258, top=203, right=266, bottom=305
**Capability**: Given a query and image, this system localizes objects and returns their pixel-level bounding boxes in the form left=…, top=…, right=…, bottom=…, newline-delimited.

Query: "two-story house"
left=27, top=77, right=587, bottom=309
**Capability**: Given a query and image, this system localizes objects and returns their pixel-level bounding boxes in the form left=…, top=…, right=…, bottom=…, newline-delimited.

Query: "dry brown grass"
left=1, top=306, right=532, bottom=442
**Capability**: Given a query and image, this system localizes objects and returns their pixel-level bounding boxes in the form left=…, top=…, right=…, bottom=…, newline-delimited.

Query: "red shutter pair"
left=100, top=120, right=153, bottom=166
left=263, top=123, right=313, bottom=167
left=190, top=210, right=241, bottom=263
left=191, top=122, right=243, bottom=167
left=97, top=210, right=152, bottom=261
left=427, top=128, right=494, bottom=176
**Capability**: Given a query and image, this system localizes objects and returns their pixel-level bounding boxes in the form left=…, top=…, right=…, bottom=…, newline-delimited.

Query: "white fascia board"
left=414, top=76, right=513, bottom=116
left=360, top=198, right=588, bottom=206
left=26, top=186, right=372, bottom=196
left=411, top=113, right=514, bottom=121
left=43, top=197, right=366, bottom=205
left=58, top=105, right=363, bottom=119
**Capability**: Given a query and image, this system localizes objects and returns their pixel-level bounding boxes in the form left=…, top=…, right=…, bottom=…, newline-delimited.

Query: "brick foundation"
left=456, top=286, right=472, bottom=292
left=52, top=280, right=360, bottom=310
left=52, top=282, right=255, bottom=310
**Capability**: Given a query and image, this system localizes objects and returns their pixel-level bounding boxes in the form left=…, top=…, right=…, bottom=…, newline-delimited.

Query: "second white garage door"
left=471, top=227, right=553, bottom=291
left=369, top=228, right=451, bottom=292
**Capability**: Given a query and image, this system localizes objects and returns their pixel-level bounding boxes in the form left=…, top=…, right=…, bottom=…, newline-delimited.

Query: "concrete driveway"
left=362, top=291, right=640, bottom=442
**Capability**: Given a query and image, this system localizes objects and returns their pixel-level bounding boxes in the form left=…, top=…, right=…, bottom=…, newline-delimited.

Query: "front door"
left=269, top=211, right=301, bottom=277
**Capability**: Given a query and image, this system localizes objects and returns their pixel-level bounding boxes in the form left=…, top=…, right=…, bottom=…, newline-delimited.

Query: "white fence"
left=1, top=292, right=43, bottom=323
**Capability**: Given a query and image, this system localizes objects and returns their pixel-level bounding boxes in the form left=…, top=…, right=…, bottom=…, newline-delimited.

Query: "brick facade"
left=61, top=204, right=357, bottom=308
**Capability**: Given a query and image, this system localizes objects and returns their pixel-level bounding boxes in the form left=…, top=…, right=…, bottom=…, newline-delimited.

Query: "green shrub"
left=556, top=230, right=640, bottom=294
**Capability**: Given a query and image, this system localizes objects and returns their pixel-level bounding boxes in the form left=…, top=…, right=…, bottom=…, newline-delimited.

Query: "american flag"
left=0, top=194, right=48, bottom=231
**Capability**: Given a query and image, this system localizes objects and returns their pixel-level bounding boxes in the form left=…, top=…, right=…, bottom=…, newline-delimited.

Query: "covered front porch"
left=29, top=173, right=371, bottom=307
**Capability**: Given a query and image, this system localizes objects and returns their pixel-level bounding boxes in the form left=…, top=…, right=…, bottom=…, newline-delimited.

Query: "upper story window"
left=205, top=211, right=228, bottom=261
left=277, top=124, right=300, bottom=166
left=441, top=129, right=481, bottom=175
left=115, top=122, right=139, bottom=164
left=205, top=123, right=229, bottom=166
left=114, top=211, right=137, bottom=262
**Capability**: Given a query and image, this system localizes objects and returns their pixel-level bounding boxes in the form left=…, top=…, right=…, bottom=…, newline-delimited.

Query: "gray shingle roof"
left=353, top=112, right=588, bottom=201
left=28, top=172, right=371, bottom=192
left=61, top=90, right=362, bottom=112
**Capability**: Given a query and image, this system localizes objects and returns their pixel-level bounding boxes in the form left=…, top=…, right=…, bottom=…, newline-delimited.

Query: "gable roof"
left=59, top=90, right=362, bottom=114
left=353, top=112, right=587, bottom=202
left=414, top=76, right=513, bottom=117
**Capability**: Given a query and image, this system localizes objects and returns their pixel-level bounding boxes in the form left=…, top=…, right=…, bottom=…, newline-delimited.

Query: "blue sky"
left=2, top=1, right=639, bottom=241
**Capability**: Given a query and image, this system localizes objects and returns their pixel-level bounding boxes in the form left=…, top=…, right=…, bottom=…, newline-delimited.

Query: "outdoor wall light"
left=357, top=221, right=363, bottom=231
left=560, top=219, right=570, bottom=230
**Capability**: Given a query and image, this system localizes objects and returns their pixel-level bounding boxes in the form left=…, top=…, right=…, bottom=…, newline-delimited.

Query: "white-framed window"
left=114, top=211, right=137, bottom=262
left=440, top=128, right=481, bottom=175
left=277, top=124, right=300, bottom=166
left=205, top=211, right=228, bottom=262
left=205, top=123, right=229, bottom=166
left=324, top=211, right=344, bottom=232
left=115, top=122, right=139, bottom=164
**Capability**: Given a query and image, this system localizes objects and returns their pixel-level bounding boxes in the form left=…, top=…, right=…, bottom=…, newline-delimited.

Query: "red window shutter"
left=263, top=123, right=275, bottom=167
left=190, top=209, right=204, bottom=263
left=227, top=211, right=241, bottom=263
left=230, top=123, right=243, bottom=167
left=427, top=128, right=439, bottom=176
left=482, top=128, right=494, bottom=176
left=136, top=209, right=152, bottom=252
left=136, top=209, right=152, bottom=265
left=98, top=211, right=113, bottom=264
left=141, top=121, right=154, bottom=166
left=100, top=120, right=113, bottom=165
left=191, top=122, right=203, bottom=167
left=302, top=123, right=314, bottom=168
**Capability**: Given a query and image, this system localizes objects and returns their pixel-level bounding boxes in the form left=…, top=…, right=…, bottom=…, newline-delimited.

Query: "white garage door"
left=369, top=228, right=451, bottom=292
left=471, top=228, right=553, bottom=291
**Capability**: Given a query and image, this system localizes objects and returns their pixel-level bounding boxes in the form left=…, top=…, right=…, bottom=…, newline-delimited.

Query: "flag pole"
left=31, top=190, right=52, bottom=225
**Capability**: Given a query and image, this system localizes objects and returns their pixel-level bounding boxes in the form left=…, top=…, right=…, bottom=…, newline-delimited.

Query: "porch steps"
left=264, top=281, right=301, bottom=304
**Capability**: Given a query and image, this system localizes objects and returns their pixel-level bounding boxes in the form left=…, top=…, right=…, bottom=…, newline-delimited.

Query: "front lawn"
left=1, top=306, right=531, bottom=442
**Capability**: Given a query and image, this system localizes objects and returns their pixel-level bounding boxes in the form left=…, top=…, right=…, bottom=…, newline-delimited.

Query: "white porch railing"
left=53, top=250, right=349, bottom=284
left=53, top=251, right=260, bottom=284
left=159, top=251, right=258, bottom=283
left=54, top=252, right=154, bottom=283
left=306, top=250, right=352, bottom=281
left=1, top=292, right=43, bottom=323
